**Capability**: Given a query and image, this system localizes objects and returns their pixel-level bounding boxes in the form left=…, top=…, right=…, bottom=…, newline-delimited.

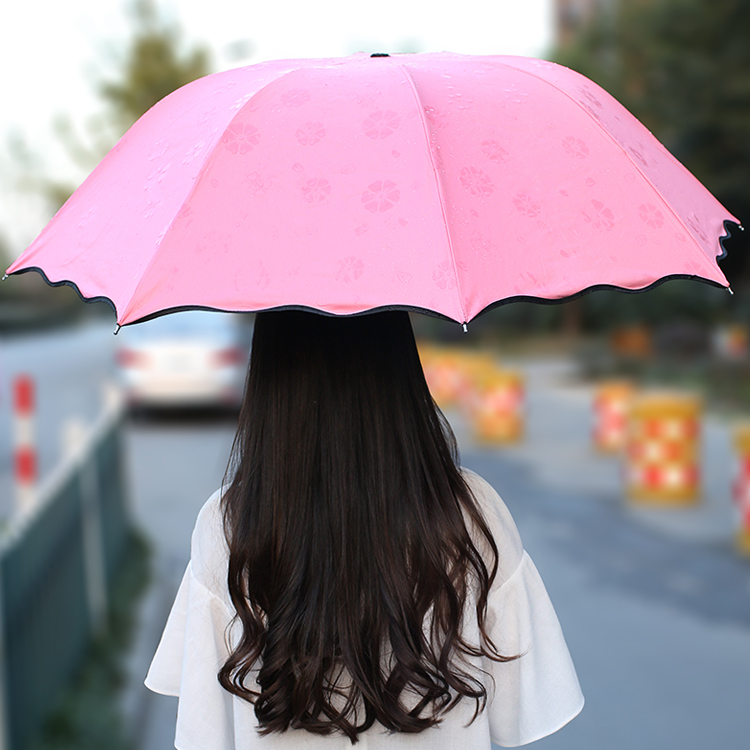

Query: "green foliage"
left=29, top=530, right=152, bottom=750
left=0, top=234, right=11, bottom=269
left=4, top=130, right=79, bottom=215
left=550, top=0, right=750, bottom=328
left=10, top=0, right=212, bottom=218
left=554, top=0, right=749, bottom=241
left=556, top=0, right=750, bottom=211
left=99, top=0, right=211, bottom=131
left=580, top=279, right=731, bottom=331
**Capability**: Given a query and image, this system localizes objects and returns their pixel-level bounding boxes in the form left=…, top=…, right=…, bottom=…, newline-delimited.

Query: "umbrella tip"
left=370, top=52, right=390, bottom=57
left=462, top=322, right=468, bottom=333
left=113, top=324, right=121, bottom=335
left=728, top=286, right=735, bottom=296
left=1, top=274, right=7, bottom=281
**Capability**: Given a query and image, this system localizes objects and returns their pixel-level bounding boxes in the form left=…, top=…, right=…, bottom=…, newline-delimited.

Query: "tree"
left=554, top=0, right=749, bottom=275
left=99, top=0, right=211, bottom=132
left=28, top=0, right=211, bottom=213
left=552, top=0, right=750, bottom=326
left=2, top=0, right=212, bottom=314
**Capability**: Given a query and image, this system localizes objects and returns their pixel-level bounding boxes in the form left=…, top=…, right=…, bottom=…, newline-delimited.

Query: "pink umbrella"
left=5, top=52, right=738, bottom=327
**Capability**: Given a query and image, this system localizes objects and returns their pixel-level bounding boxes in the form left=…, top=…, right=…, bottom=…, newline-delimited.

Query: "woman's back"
left=146, top=470, right=582, bottom=747
left=145, top=311, right=583, bottom=747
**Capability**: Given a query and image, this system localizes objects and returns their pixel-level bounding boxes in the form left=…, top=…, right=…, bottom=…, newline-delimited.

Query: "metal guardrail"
left=0, top=393, right=131, bottom=750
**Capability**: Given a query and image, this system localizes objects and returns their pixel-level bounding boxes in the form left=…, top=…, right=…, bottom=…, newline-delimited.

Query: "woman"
left=145, top=310, right=583, bottom=748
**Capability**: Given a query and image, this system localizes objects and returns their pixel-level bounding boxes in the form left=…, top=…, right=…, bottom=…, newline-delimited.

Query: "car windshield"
left=120, top=311, right=244, bottom=342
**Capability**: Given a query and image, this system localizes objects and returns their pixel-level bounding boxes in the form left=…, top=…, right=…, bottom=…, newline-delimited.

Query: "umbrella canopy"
left=6, top=52, right=737, bottom=326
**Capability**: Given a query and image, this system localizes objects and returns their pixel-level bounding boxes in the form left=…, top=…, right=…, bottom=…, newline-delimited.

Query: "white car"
left=115, top=311, right=252, bottom=409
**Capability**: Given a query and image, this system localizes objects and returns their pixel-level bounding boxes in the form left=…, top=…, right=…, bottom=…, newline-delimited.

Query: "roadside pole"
left=0, top=566, right=9, bottom=750
left=64, top=418, right=108, bottom=634
left=13, top=376, right=36, bottom=516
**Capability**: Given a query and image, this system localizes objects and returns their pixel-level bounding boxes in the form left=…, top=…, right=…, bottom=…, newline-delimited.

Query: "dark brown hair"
left=219, top=310, right=513, bottom=742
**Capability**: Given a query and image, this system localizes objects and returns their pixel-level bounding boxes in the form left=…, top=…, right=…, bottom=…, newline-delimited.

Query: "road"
left=3, top=324, right=750, bottom=748
left=463, top=445, right=750, bottom=749
left=0, top=319, right=119, bottom=520
left=127, top=360, right=750, bottom=750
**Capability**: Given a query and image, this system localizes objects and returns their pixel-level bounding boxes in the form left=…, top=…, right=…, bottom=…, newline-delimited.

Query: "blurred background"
left=0, top=1, right=748, bottom=749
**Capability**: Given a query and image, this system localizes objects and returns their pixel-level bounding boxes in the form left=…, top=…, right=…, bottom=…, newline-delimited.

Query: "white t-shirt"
left=145, top=470, right=584, bottom=749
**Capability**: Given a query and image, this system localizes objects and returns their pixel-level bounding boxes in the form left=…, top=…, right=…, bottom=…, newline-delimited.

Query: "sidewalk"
left=120, top=355, right=743, bottom=749
left=486, top=357, right=737, bottom=545
left=120, top=420, right=237, bottom=750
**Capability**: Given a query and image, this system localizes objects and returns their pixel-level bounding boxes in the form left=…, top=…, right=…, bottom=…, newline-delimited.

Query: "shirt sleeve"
left=484, top=551, right=584, bottom=747
left=462, top=469, right=584, bottom=747
left=145, top=479, right=582, bottom=749
left=144, top=490, right=239, bottom=750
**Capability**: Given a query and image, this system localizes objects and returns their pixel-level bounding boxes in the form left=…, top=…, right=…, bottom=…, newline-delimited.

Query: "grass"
left=29, top=530, right=152, bottom=750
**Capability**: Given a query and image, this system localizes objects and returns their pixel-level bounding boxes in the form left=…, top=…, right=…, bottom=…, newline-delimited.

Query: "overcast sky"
left=0, top=0, right=554, bottom=254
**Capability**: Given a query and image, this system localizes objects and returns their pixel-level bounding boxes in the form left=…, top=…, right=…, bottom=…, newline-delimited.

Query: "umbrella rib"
left=495, top=60, right=730, bottom=267
left=397, top=64, right=468, bottom=325
left=120, top=66, right=306, bottom=325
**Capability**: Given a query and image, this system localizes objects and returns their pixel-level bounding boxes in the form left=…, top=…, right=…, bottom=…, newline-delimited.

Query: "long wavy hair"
left=219, top=310, right=514, bottom=742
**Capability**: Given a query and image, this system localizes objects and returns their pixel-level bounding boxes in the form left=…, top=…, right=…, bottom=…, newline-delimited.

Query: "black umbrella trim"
left=5, top=220, right=740, bottom=330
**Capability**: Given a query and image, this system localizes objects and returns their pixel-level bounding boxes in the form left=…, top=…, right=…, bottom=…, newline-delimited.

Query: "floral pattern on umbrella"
left=6, top=52, right=735, bottom=327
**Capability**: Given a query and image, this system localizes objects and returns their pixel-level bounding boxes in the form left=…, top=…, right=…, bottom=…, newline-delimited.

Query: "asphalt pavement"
left=122, top=414, right=237, bottom=750
left=121, top=356, right=750, bottom=750
left=5, top=324, right=748, bottom=747
left=456, top=360, right=750, bottom=749
left=0, top=319, right=118, bottom=520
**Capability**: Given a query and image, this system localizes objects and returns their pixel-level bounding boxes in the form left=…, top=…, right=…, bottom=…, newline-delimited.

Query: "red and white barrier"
left=13, top=375, right=36, bottom=514
left=593, top=380, right=634, bottom=453
left=733, top=424, right=750, bottom=555
left=471, top=368, right=525, bottom=444
left=625, top=391, right=701, bottom=504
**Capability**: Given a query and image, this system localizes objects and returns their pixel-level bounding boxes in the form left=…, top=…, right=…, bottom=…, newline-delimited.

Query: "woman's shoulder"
left=192, top=487, right=225, bottom=548
left=189, top=487, right=231, bottom=601
left=460, top=468, right=525, bottom=585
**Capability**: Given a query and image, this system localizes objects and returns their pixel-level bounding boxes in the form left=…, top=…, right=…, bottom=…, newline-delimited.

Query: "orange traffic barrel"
left=610, top=324, right=652, bottom=359
left=417, top=341, right=435, bottom=384
left=471, top=368, right=525, bottom=444
left=714, top=324, right=748, bottom=360
left=625, top=391, right=701, bottom=504
left=419, top=346, right=468, bottom=409
left=593, top=380, right=635, bottom=453
left=456, top=350, right=497, bottom=416
left=419, top=346, right=496, bottom=411
left=732, top=424, right=750, bottom=555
